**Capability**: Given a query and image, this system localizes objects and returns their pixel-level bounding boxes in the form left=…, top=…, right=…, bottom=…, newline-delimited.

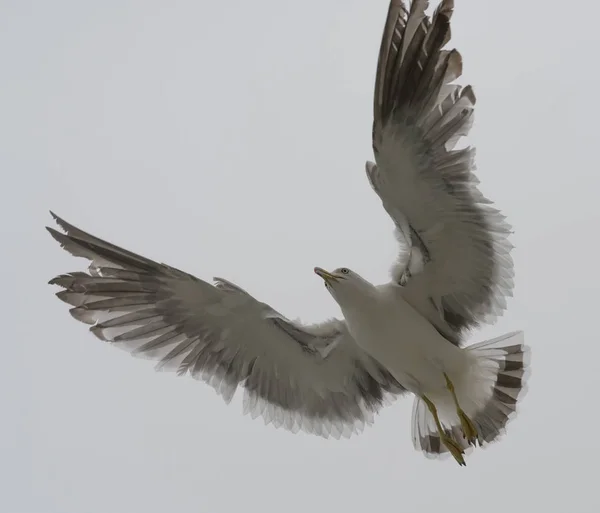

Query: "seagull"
left=47, top=0, right=529, bottom=466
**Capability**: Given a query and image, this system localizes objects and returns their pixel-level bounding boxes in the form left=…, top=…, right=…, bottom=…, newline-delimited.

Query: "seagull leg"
left=421, top=396, right=466, bottom=466
left=444, top=373, right=478, bottom=446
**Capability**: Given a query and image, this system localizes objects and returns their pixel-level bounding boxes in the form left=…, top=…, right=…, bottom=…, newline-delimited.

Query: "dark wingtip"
left=46, top=226, right=68, bottom=244
left=48, top=210, right=64, bottom=228
left=48, top=211, right=75, bottom=234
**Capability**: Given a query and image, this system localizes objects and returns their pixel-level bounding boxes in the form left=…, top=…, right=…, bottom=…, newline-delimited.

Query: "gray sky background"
left=2, top=0, right=599, bottom=511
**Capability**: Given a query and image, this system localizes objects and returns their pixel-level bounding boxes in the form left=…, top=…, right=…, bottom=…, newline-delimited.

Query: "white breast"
left=340, top=284, right=469, bottom=396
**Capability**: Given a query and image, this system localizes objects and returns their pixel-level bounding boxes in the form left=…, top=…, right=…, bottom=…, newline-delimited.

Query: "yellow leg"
left=421, top=396, right=466, bottom=467
left=444, top=373, right=479, bottom=446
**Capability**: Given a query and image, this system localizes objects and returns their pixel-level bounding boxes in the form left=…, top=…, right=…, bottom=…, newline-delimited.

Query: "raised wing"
left=47, top=213, right=405, bottom=439
left=368, top=0, right=514, bottom=341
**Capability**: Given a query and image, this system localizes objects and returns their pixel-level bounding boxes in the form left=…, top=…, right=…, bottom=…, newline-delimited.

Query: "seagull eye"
left=341, top=268, right=350, bottom=275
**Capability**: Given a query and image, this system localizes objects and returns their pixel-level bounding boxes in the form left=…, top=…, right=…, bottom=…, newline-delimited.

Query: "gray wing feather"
left=47, top=212, right=405, bottom=439
left=370, top=0, right=514, bottom=341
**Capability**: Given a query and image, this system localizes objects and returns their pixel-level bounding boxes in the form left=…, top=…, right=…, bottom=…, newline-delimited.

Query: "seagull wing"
left=47, top=213, right=405, bottom=439
left=368, top=0, right=513, bottom=341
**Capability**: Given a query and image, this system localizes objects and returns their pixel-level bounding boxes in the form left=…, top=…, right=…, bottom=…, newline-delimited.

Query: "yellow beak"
left=314, top=267, right=339, bottom=283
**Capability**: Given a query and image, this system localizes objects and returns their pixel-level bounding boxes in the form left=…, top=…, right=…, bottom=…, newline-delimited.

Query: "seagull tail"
left=411, top=331, right=530, bottom=460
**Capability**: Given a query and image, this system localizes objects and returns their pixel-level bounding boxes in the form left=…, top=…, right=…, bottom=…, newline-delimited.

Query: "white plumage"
left=47, top=0, right=529, bottom=465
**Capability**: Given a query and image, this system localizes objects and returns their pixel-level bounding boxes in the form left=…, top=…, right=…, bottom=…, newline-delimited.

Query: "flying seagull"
left=47, top=0, right=529, bottom=466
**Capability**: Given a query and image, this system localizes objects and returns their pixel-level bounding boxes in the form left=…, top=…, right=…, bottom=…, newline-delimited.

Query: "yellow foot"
left=441, top=434, right=466, bottom=467
left=458, top=409, right=479, bottom=446
left=422, top=394, right=467, bottom=467
left=443, top=372, right=479, bottom=447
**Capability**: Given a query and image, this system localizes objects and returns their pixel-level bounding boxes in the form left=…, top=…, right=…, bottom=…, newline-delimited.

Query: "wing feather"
left=47, top=213, right=405, bottom=438
left=370, top=0, right=514, bottom=341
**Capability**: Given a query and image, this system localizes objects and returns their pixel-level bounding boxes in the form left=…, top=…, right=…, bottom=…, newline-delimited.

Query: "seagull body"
left=47, top=0, right=529, bottom=465
left=340, top=282, right=465, bottom=398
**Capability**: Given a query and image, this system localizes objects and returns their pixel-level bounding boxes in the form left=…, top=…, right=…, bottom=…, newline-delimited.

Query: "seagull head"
left=314, top=267, right=376, bottom=307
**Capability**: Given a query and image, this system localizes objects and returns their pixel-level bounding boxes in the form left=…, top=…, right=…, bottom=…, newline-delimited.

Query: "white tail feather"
left=412, top=331, right=530, bottom=459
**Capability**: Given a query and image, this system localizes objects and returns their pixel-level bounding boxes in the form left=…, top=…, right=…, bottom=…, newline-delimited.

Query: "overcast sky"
left=2, top=0, right=599, bottom=511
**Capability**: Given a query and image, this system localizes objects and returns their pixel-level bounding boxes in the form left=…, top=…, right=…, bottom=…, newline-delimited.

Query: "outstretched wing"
left=368, top=0, right=513, bottom=341
left=47, top=213, right=405, bottom=439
